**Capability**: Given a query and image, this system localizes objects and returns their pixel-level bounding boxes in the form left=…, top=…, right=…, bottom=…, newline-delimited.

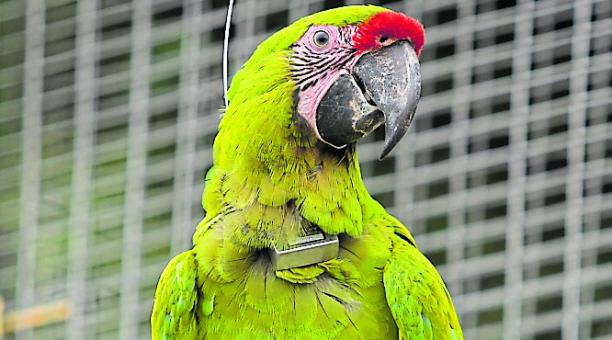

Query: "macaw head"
left=226, top=5, right=424, bottom=159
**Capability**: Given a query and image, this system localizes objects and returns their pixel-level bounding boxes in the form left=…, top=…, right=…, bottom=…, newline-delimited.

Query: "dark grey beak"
left=316, top=41, right=421, bottom=159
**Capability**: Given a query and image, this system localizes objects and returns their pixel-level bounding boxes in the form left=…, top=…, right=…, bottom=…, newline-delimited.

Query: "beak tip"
left=379, top=135, right=399, bottom=160
left=378, top=146, right=392, bottom=160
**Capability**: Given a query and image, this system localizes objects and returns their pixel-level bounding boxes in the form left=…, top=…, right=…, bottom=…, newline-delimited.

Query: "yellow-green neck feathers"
left=198, top=103, right=379, bottom=249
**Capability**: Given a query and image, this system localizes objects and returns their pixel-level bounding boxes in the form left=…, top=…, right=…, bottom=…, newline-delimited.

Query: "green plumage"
left=152, top=5, right=462, bottom=339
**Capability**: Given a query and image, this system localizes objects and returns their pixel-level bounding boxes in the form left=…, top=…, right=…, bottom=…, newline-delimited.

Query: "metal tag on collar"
left=269, top=227, right=339, bottom=271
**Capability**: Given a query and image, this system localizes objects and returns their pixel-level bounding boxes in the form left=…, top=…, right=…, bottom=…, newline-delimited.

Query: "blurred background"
left=0, top=0, right=610, bottom=339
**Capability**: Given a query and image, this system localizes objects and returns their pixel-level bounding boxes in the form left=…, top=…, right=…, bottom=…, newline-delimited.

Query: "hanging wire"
left=223, top=0, right=235, bottom=108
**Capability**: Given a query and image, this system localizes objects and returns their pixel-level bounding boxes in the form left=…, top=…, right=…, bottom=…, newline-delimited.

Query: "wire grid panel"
left=0, top=0, right=611, bottom=339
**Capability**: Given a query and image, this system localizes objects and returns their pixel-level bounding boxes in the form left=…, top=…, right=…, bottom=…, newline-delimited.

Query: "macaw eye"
left=313, top=30, right=330, bottom=47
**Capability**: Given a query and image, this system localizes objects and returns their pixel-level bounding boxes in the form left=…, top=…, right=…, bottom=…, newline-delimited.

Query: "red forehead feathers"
left=353, top=11, right=425, bottom=55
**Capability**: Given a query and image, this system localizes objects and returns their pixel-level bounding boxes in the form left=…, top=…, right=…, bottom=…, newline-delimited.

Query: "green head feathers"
left=226, top=5, right=389, bottom=102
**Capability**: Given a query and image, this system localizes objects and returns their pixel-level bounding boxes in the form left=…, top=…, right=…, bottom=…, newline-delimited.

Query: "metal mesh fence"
left=0, top=0, right=611, bottom=339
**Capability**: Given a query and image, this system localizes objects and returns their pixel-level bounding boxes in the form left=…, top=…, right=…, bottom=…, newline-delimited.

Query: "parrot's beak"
left=316, top=40, right=421, bottom=159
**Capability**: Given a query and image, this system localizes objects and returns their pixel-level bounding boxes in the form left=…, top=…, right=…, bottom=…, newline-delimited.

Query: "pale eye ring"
left=313, top=30, right=330, bottom=47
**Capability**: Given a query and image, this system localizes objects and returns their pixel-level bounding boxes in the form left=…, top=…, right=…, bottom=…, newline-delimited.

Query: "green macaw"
left=152, top=5, right=462, bottom=340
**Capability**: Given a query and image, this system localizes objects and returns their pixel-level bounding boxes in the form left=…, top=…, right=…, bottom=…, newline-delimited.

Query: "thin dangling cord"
left=223, top=0, right=235, bottom=108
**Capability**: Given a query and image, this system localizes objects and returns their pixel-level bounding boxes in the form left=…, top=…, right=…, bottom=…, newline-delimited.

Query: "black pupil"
left=315, top=32, right=328, bottom=45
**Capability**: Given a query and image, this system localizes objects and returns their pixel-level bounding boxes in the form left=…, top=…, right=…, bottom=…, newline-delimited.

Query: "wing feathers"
left=383, top=230, right=463, bottom=340
left=152, top=250, right=201, bottom=340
